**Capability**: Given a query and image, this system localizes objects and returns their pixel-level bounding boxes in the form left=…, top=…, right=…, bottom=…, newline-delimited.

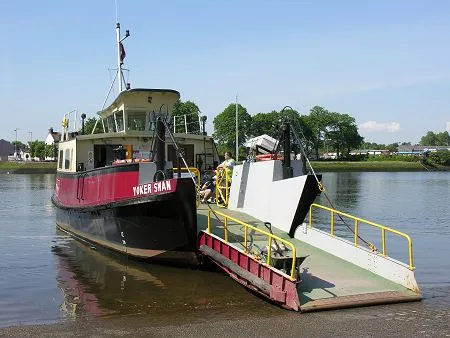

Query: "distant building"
left=45, top=127, right=61, bottom=161
left=8, top=149, right=36, bottom=161
left=350, top=149, right=390, bottom=156
left=0, top=139, right=14, bottom=161
left=396, top=145, right=450, bottom=155
left=321, top=152, right=339, bottom=159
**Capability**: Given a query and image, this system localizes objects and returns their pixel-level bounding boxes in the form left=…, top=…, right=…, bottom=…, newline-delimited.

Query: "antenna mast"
left=94, top=21, right=131, bottom=134
left=116, top=22, right=130, bottom=93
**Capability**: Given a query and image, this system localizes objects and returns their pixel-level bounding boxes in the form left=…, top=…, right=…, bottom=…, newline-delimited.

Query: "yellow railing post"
left=409, top=239, right=413, bottom=270
left=354, top=219, right=358, bottom=247
left=207, top=210, right=211, bottom=233
left=244, top=225, right=248, bottom=253
left=290, top=246, right=297, bottom=279
left=267, top=237, right=273, bottom=266
left=224, top=217, right=228, bottom=243
left=381, top=228, right=386, bottom=256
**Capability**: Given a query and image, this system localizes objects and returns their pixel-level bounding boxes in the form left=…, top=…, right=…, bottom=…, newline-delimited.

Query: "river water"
left=0, top=172, right=448, bottom=328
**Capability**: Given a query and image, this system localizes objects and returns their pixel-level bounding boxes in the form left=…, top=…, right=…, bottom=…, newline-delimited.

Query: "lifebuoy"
left=113, top=158, right=152, bottom=165
left=255, top=153, right=283, bottom=161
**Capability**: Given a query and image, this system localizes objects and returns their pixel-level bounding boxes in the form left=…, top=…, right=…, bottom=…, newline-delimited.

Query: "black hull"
left=54, top=179, right=199, bottom=265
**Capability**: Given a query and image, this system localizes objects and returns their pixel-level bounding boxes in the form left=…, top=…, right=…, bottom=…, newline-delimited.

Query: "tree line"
left=83, top=100, right=448, bottom=159
left=21, top=100, right=447, bottom=162
left=11, top=140, right=56, bottom=160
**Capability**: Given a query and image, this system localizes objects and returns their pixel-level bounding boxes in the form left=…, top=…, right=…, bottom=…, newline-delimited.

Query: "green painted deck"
left=197, top=203, right=420, bottom=311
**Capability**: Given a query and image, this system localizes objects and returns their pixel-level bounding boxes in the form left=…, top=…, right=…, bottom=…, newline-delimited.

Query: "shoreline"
left=309, top=160, right=449, bottom=172
left=1, top=291, right=449, bottom=336
left=0, top=160, right=448, bottom=174
left=0, top=161, right=57, bottom=174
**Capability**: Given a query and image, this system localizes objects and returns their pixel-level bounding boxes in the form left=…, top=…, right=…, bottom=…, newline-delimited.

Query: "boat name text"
left=132, top=179, right=175, bottom=197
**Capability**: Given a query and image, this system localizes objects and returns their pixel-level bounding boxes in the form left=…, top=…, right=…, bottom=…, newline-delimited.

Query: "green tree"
left=427, top=150, right=450, bottom=166
left=44, top=143, right=57, bottom=160
left=307, top=106, right=331, bottom=159
left=294, top=115, right=315, bottom=156
left=29, top=140, right=39, bottom=158
left=250, top=110, right=281, bottom=138
left=361, top=142, right=380, bottom=149
left=386, top=143, right=399, bottom=153
left=213, top=103, right=252, bottom=152
left=420, top=131, right=438, bottom=146
left=325, top=112, right=363, bottom=159
left=84, top=117, right=104, bottom=135
left=360, top=142, right=396, bottom=151
left=31, top=141, right=46, bottom=160
left=435, top=131, right=450, bottom=146
left=279, top=108, right=315, bottom=156
left=172, top=100, right=201, bottom=134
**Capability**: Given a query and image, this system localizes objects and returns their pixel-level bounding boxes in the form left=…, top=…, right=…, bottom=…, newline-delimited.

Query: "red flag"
left=119, top=42, right=126, bottom=63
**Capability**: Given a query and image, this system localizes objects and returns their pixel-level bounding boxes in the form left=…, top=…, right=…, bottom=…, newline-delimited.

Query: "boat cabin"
left=57, top=89, right=218, bottom=173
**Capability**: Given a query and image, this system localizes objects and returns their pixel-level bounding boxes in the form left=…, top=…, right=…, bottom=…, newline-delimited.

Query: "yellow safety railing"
left=207, top=209, right=298, bottom=280
left=308, top=203, right=415, bottom=270
left=215, top=167, right=231, bottom=207
left=173, top=167, right=201, bottom=206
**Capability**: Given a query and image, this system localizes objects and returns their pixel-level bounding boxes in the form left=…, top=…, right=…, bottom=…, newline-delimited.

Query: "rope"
left=160, top=117, right=198, bottom=188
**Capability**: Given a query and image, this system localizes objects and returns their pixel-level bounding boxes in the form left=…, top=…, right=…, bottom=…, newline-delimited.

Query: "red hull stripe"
left=54, top=170, right=177, bottom=208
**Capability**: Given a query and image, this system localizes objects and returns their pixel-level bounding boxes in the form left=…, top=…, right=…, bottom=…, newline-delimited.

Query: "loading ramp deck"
left=196, top=204, right=421, bottom=312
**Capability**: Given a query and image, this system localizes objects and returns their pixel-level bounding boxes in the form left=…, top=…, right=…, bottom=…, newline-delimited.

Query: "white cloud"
left=359, top=121, right=401, bottom=133
left=447, top=122, right=450, bottom=132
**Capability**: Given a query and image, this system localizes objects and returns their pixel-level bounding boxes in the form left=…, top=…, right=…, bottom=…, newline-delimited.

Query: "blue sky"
left=1, top=0, right=449, bottom=145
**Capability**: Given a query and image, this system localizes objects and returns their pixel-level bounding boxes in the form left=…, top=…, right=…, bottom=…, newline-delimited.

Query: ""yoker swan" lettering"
left=132, top=179, right=176, bottom=197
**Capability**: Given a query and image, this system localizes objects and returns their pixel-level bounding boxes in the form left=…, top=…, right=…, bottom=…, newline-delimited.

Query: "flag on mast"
left=119, top=42, right=126, bottom=63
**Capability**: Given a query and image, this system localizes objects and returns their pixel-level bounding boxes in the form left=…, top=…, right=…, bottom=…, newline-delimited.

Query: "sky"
left=1, top=0, right=449, bottom=145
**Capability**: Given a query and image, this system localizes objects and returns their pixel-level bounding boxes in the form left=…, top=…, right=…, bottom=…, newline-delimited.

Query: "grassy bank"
left=0, top=161, right=57, bottom=174
left=309, top=160, right=432, bottom=172
left=0, top=160, right=446, bottom=174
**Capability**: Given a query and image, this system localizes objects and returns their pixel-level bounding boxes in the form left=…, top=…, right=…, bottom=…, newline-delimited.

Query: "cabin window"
left=115, top=110, right=124, bottom=132
left=64, top=149, right=70, bottom=169
left=106, top=115, right=117, bottom=133
left=127, top=111, right=146, bottom=131
left=148, top=111, right=156, bottom=131
left=58, top=150, right=63, bottom=169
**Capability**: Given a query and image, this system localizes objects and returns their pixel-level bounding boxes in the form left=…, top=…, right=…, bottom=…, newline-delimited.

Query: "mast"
left=116, top=22, right=129, bottom=93
left=94, top=22, right=130, bottom=134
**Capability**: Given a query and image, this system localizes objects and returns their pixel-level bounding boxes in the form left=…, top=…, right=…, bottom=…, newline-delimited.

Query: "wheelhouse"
left=57, top=89, right=218, bottom=173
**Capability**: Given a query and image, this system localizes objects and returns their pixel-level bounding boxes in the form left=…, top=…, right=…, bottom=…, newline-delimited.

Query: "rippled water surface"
left=0, top=172, right=448, bottom=327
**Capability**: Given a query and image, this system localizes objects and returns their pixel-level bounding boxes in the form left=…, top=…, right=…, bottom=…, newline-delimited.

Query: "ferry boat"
left=51, top=22, right=219, bottom=265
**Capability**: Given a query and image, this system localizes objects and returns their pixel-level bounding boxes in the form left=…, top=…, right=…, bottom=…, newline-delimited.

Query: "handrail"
left=308, top=203, right=415, bottom=270
left=215, top=167, right=230, bottom=207
left=207, top=209, right=298, bottom=280
left=173, top=167, right=201, bottom=206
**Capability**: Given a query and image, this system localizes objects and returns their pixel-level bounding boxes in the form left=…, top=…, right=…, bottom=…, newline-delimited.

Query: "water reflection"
left=51, top=231, right=267, bottom=321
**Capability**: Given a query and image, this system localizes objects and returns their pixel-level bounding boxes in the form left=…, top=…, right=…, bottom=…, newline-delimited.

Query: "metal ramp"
left=288, top=235, right=421, bottom=311
left=196, top=204, right=421, bottom=312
